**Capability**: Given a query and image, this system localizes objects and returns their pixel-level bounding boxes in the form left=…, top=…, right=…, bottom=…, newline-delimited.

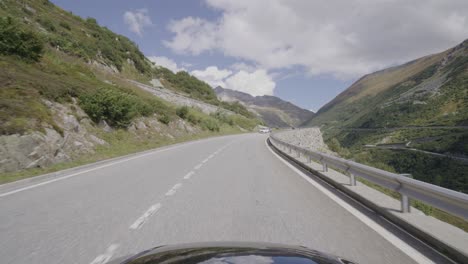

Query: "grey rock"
left=63, top=115, right=80, bottom=132
left=135, top=121, right=147, bottom=130
left=99, top=120, right=113, bottom=133
left=88, top=135, right=107, bottom=146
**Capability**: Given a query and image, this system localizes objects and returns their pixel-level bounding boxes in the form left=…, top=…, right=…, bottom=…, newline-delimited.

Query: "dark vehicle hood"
left=111, top=242, right=356, bottom=264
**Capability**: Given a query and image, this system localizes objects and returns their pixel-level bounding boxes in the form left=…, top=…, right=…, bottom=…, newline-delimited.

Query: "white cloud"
left=148, top=56, right=185, bottom=73
left=225, top=69, right=275, bottom=96
left=181, top=61, right=193, bottom=68
left=230, top=62, right=256, bottom=72
left=190, top=65, right=276, bottom=97
left=164, top=0, right=468, bottom=79
left=164, top=17, right=219, bottom=55
left=123, top=8, right=153, bottom=36
left=191, top=66, right=232, bottom=87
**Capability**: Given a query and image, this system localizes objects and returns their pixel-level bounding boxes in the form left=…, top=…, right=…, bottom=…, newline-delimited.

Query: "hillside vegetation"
left=305, top=39, right=468, bottom=194
left=0, top=0, right=261, bottom=180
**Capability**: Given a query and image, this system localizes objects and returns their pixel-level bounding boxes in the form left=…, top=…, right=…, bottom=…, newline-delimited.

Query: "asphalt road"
left=0, top=134, right=452, bottom=264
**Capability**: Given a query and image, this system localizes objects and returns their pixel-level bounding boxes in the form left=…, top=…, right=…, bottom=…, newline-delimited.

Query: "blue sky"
left=51, top=0, right=468, bottom=112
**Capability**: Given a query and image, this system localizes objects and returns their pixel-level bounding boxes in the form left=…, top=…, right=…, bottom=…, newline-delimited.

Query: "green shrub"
left=59, top=21, right=71, bottom=30
left=158, top=113, right=171, bottom=125
left=201, top=118, right=220, bottom=132
left=37, top=17, right=56, bottom=32
left=328, top=138, right=342, bottom=152
left=187, top=113, right=200, bottom=125
left=176, top=106, right=189, bottom=119
left=228, top=114, right=259, bottom=130
left=79, top=87, right=147, bottom=127
left=0, top=17, right=44, bottom=61
left=153, top=68, right=218, bottom=103
left=220, top=101, right=254, bottom=118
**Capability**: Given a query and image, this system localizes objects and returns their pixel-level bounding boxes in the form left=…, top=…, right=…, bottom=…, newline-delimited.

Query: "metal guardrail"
left=269, top=133, right=468, bottom=220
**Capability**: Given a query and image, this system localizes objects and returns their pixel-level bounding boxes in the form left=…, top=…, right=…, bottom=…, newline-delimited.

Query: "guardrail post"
left=401, top=194, right=411, bottom=213
left=322, top=162, right=328, bottom=172
left=307, top=155, right=311, bottom=163
left=349, top=172, right=356, bottom=186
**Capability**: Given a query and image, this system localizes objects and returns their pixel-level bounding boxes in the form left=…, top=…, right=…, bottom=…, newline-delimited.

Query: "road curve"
left=0, top=134, right=451, bottom=264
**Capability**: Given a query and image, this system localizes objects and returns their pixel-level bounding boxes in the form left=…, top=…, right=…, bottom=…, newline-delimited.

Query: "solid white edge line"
left=0, top=137, right=219, bottom=198
left=165, top=183, right=182, bottom=196
left=129, top=203, right=162, bottom=230
left=183, top=171, right=195, bottom=180
left=265, top=139, right=435, bottom=264
left=89, top=244, right=119, bottom=264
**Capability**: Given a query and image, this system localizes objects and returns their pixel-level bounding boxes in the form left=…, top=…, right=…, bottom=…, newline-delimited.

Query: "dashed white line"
left=129, top=203, right=161, bottom=230
left=202, top=158, right=210, bottom=163
left=184, top=171, right=195, bottom=180
left=165, top=183, right=182, bottom=196
left=194, top=164, right=203, bottom=170
left=90, top=244, right=119, bottom=264
left=265, top=140, right=435, bottom=264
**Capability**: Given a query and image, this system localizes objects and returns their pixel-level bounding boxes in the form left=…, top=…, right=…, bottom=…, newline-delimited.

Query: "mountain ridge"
left=214, top=86, right=314, bottom=127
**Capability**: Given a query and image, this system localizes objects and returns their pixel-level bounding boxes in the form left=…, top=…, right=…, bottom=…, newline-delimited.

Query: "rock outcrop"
left=0, top=99, right=201, bottom=173
left=0, top=100, right=107, bottom=173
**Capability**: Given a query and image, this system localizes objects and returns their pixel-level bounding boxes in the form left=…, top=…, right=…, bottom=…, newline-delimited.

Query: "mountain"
left=304, top=39, right=468, bottom=194
left=214, top=87, right=314, bottom=127
left=305, top=39, right=467, bottom=129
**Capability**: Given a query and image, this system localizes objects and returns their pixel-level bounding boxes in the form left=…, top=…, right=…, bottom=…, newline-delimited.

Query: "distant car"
left=259, top=128, right=271, bottom=133
left=110, top=242, right=357, bottom=264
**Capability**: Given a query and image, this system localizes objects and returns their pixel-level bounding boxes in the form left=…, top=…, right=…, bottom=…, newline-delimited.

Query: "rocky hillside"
left=304, top=39, right=468, bottom=193
left=215, top=86, right=314, bottom=127
left=0, top=0, right=260, bottom=178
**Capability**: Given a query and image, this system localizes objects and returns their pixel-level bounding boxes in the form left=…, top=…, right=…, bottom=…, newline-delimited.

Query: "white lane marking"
left=90, top=244, right=119, bottom=264
left=129, top=203, right=162, bottom=230
left=184, top=171, right=195, bottom=180
left=190, top=142, right=231, bottom=173
left=0, top=139, right=209, bottom=198
left=165, top=183, right=182, bottom=196
left=265, top=140, right=436, bottom=264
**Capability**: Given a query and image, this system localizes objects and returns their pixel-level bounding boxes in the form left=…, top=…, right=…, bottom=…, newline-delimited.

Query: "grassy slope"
left=306, top=53, right=444, bottom=128
left=0, top=0, right=261, bottom=182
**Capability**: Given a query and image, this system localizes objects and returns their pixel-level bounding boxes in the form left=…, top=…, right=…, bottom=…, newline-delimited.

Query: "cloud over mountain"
left=164, top=0, right=468, bottom=79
